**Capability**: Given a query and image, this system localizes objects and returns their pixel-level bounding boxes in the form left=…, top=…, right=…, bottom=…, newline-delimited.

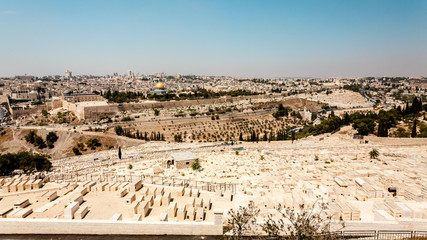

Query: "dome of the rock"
left=155, top=82, right=165, bottom=89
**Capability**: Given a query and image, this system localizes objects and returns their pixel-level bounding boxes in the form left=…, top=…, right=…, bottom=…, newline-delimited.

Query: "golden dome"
left=155, top=82, right=165, bottom=89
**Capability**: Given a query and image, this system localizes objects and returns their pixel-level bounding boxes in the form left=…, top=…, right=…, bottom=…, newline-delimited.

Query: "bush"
left=174, top=134, right=183, bottom=142
left=191, top=159, right=201, bottom=171
left=121, top=116, right=132, bottom=122
left=369, top=148, right=379, bottom=159
left=224, top=202, right=344, bottom=239
left=76, top=142, right=85, bottom=151
left=72, top=147, right=82, bottom=155
left=114, top=126, right=124, bottom=135
left=0, top=151, right=52, bottom=175
left=25, top=131, right=37, bottom=144
left=46, top=132, right=58, bottom=148
left=86, top=138, right=101, bottom=149
left=352, top=118, right=376, bottom=136
left=33, top=135, right=46, bottom=149
left=225, top=201, right=259, bottom=238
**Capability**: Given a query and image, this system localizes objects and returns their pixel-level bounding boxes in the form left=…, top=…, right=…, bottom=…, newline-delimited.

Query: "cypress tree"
left=412, top=120, right=417, bottom=138
left=263, top=132, right=268, bottom=141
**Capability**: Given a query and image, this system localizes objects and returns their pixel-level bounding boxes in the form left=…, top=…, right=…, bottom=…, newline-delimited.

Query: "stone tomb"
left=64, top=202, right=79, bottom=220
left=168, top=202, right=177, bottom=218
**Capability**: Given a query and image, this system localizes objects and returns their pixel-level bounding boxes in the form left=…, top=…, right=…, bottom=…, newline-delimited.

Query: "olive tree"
left=224, top=201, right=259, bottom=239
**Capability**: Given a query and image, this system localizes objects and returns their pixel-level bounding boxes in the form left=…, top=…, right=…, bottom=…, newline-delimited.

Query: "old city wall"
left=82, top=104, right=120, bottom=121
left=122, top=95, right=270, bottom=111
left=0, top=95, right=12, bottom=116
left=12, top=105, right=47, bottom=119
left=73, top=95, right=104, bottom=103
left=62, top=101, right=81, bottom=119
left=9, top=94, right=272, bottom=121
left=80, top=94, right=271, bottom=121
left=45, top=98, right=63, bottom=111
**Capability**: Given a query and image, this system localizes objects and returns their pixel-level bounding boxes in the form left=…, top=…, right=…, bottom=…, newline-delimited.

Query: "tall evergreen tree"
left=291, top=131, right=296, bottom=143
left=412, top=120, right=417, bottom=138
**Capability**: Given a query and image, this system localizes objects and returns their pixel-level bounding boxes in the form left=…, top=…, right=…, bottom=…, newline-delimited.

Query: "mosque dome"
left=155, top=82, right=165, bottom=89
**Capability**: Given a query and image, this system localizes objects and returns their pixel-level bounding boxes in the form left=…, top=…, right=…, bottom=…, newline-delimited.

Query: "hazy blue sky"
left=0, top=0, right=426, bottom=78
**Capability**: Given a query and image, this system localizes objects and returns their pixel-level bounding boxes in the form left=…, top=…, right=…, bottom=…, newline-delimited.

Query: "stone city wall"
left=12, top=105, right=47, bottom=119
left=8, top=94, right=272, bottom=121
left=80, top=94, right=270, bottom=121
left=82, top=104, right=120, bottom=120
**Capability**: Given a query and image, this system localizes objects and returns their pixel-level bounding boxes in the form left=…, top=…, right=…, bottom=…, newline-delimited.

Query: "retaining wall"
left=0, top=219, right=223, bottom=235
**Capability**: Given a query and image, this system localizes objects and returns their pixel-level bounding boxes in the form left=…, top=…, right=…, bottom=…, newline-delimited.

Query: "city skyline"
left=0, top=0, right=426, bottom=78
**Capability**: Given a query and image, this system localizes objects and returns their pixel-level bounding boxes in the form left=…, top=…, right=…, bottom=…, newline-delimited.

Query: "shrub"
left=46, top=132, right=58, bottom=148
left=86, top=138, right=101, bottom=149
left=224, top=201, right=259, bottom=238
left=42, top=110, right=49, bottom=117
left=25, top=131, right=37, bottom=144
left=76, top=142, right=85, bottom=151
left=72, top=147, right=81, bottom=155
left=114, top=126, right=124, bottom=135
left=121, top=116, right=132, bottom=122
left=191, top=159, right=201, bottom=171
left=0, top=152, right=52, bottom=175
left=369, top=148, right=379, bottom=159
left=174, top=134, right=183, bottom=142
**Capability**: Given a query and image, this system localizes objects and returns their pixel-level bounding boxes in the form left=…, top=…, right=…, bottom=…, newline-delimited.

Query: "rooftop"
left=171, top=152, right=198, bottom=162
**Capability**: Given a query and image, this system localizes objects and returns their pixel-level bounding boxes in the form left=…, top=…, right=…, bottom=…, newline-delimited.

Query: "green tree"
left=377, top=120, right=388, bottom=137
left=72, top=147, right=82, bottom=155
left=352, top=118, right=376, bottom=136
left=86, top=138, right=101, bottom=149
left=34, top=135, right=46, bottom=149
left=261, top=204, right=343, bottom=240
left=114, top=126, right=124, bottom=135
left=25, top=131, right=37, bottom=144
left=76, top=142, right=85, bottom=151
left=46, top=132, right=58, bottom=148
left=191, top=159, right=201, bottom=171
left=411, top=119, right=417, bottom=138
left=0, top=152, right=51, bottom=175
left=393, top=127, right=410, bottom=138
left=41, top=110, right=49, bottom=117
left=224, top=201, right=259, bottom=239
left=174, top=134, right=183, bottom=142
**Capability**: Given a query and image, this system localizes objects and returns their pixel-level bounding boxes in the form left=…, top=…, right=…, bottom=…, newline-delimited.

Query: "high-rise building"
left=65, top=70, right=72, bottom=79
left=127, top=70, right=132, bottom=77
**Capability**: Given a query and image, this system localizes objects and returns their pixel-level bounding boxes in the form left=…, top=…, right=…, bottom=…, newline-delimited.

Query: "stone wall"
left=0, top=217, right=223, bottom=235
left=79, top=94, right=271, bottom=121
left=13, top=94, right=272, bottom=121
left=12, top=105, right=47, bottom=119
